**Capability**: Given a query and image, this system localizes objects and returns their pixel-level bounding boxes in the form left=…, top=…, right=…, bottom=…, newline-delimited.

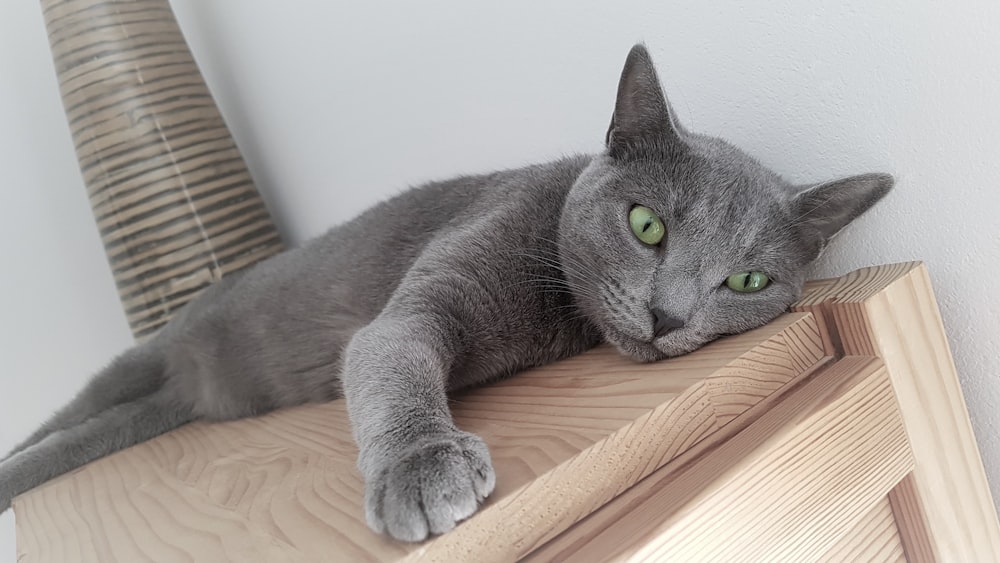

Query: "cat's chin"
left=603, top=334, right=669, bottom=363
left=604, top=329, right=708, bottom=364
left=613, top=340, right=668, bottom=363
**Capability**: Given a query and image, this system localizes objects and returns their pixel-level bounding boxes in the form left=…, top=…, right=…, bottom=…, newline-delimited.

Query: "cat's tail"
left=0, top=389, right=193, bottom=512
left=0, top=342, right=194, bottom=512
left=2, top=342, right=167, bottom=462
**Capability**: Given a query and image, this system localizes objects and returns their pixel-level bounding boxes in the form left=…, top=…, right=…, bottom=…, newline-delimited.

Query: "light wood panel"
left=13, top=311, right=825, bottom=562
left=524, top=357, right=912, bottom=562
left=14, top=262, right=999, bottom=562
left=819, top=496, right=906, bottom=563
left=888, top=474, right=936, bottom=563
left=795, top=262, right=1000, bottom=561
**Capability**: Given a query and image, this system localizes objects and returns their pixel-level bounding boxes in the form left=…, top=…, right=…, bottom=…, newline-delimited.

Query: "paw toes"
left=363, top=480, right=387, bottom=535
left=423, top=480, right=478, bottom=535
left=364, top=432, right=496, bottom=542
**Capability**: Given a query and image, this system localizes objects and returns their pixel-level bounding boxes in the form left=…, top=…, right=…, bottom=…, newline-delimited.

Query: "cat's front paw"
left=364, top=431, right=496, bottom=542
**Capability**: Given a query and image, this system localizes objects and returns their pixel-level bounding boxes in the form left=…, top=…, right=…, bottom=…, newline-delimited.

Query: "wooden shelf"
left=13, top=263, right=1000, bottom=562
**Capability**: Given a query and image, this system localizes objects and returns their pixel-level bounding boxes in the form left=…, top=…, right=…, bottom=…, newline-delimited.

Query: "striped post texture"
left=41, top=0, right=285, bottom=339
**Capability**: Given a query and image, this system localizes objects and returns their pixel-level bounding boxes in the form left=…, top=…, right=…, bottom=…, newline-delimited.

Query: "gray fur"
left=0, top=44, right=893, bottom=541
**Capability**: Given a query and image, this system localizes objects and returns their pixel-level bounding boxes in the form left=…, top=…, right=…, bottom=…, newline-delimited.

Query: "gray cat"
left=0, top=44, right=892, bottom=542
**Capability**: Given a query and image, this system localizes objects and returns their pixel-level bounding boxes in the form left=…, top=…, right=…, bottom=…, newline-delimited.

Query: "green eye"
left=628, top=205, right=666, bottom=246
left=726, top=272, right=770, bottom=293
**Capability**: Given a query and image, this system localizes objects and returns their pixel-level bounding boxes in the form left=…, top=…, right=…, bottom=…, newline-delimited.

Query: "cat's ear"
left=791, top=173, right=895, bottom=256
left=606, top=43, right=684, bottom=158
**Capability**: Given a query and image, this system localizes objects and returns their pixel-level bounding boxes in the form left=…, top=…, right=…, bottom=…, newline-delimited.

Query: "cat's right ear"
left=791, top=172, right=895, bottom=259
left=606, top=44, right=684, bottom=158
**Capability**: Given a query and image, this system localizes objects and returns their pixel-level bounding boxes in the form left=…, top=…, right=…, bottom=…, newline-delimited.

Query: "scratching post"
left=40, top=0, right=284, bottom=339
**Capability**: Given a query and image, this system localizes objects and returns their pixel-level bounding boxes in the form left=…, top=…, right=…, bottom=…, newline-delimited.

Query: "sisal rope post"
left=40, top=0, right=285, bottom=339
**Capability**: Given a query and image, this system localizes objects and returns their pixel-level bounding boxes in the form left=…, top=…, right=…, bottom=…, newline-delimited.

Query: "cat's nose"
left=651, top=308, right=685, bottom=338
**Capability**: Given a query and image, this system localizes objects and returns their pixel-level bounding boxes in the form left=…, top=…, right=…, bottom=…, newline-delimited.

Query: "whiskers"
left=501, top=235, right=604, bottom=325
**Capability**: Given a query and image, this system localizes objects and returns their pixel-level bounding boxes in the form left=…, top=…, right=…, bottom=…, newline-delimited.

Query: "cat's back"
left=327, top=154, right=591, bottom=250
left=174, top=155, right=592, bottom=335
left=307, top=154, right=592, bottom=294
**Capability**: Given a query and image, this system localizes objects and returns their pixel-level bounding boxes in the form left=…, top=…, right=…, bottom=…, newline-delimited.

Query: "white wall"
left=1, top=0, right=998, bottom=558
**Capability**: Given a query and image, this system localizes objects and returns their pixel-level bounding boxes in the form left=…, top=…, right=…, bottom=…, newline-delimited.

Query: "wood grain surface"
left=819, top=495, right=906, bottom=563
left=524, top=357, right=913, bottom=562
left=888, top=474, right=936, bottom=563
left=14, top=313, right=825, bottom=562
left=795, top=262, right=1000, bottom=561
left=13, top=262, right=1000, bottom=562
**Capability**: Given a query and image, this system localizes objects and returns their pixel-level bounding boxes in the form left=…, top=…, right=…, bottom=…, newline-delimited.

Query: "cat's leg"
left=0, top=390, right=192, bottom=512
left=2, top=342, right=166, bottom=462
left=343, top=313, right=496, bottom=542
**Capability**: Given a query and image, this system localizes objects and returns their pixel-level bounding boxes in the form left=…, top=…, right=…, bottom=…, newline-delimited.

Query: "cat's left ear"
left=791, top=172, right=895, bottom=256
left=606, top=44, right=685, bottom=158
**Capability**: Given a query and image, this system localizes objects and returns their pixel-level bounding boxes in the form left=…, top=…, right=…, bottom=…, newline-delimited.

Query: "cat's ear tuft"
left=605, top=43, right=684, bottom=158
left=791, top=172, right=895, bottom=257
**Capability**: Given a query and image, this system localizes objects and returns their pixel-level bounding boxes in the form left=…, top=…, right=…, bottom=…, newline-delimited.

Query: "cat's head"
left=559, top=44, right=893, bottom=362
